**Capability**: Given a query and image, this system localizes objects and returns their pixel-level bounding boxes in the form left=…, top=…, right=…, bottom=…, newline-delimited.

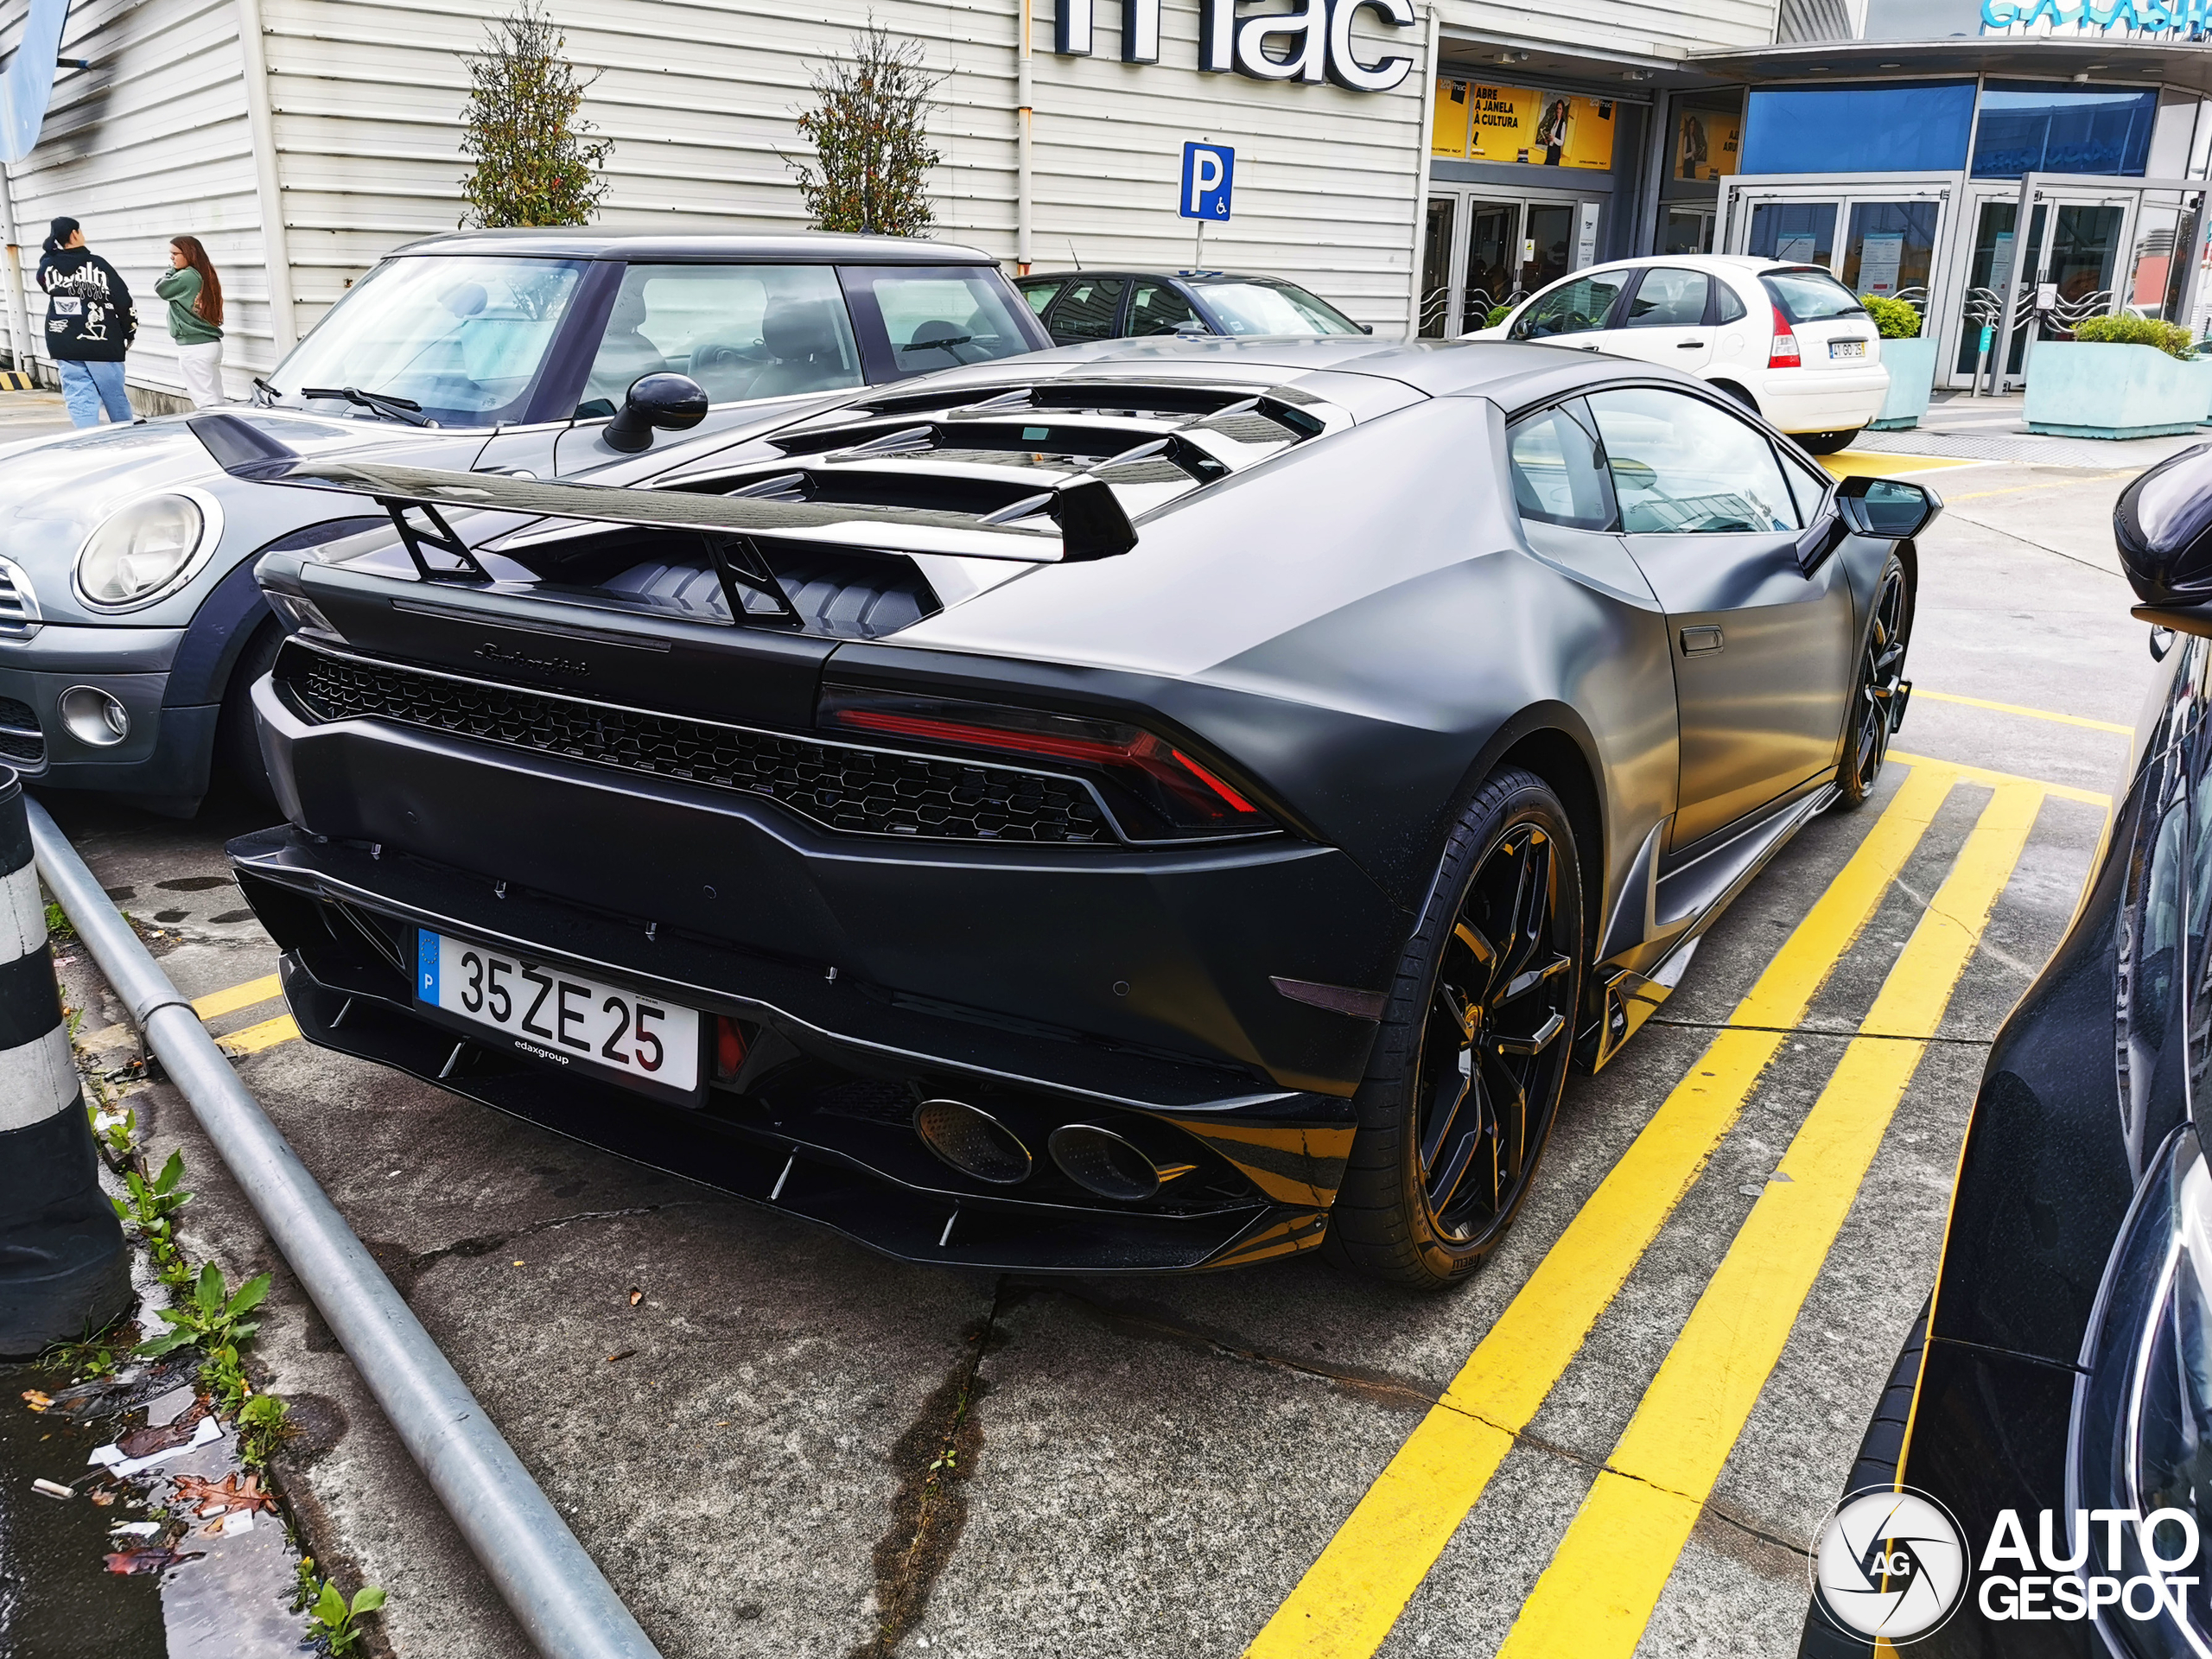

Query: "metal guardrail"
left=27, top=797, right=664, bottom=1659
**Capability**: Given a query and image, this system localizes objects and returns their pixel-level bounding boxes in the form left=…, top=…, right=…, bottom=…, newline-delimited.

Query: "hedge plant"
left=2072, top=313, right=2197, bottom=360
left=1859, top=295, right=1921, bottom=340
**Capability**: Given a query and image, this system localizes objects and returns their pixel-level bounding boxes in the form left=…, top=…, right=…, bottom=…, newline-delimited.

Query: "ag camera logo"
left=1808, top=1487, right=1969, bottom=1643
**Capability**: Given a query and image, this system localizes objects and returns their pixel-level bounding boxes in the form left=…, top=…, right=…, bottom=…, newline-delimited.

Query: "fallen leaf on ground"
left=172, top=1472, right=275, bottom=1516
left=628, top=1288, right=642, bottom=1306
left=21, top=1390, right=51, bottom=1412
left=115, top=1402, right=209, bottom=1460
left=104, top=1544, right=197, bottom=1575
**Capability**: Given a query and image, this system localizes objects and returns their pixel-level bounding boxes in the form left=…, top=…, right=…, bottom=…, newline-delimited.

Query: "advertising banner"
left=1432, top=79, right=1471, bottom=157
left=1434, top=83, right=1614, bottom=170
left=1676, top=105, right=1741, bottom=181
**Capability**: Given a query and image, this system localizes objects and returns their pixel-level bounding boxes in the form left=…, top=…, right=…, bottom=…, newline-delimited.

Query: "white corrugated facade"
left=0, top=0, right=1777, bottom=398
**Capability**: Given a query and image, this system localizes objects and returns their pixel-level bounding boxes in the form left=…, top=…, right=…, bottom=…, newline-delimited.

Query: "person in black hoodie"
left=36, top=217, right=137, bottom=428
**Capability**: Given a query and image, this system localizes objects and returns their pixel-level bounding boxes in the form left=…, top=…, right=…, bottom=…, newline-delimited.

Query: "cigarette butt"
left=32, top=1478, right=73, bottom=1500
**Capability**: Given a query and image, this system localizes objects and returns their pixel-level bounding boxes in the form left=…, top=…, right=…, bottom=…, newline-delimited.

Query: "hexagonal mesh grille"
left=283, top=647, right=1114, bottom=845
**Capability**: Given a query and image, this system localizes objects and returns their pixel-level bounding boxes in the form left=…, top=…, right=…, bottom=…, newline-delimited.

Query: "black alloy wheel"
left=1327, top=766, right=1585, bottom=1289
left=1836, top=556, right=1910, bottom=810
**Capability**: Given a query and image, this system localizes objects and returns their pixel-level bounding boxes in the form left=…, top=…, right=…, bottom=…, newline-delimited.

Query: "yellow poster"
left=1675, top=106, right=1741, bottom=181
left=1459, top=84, right=1614, bottom=170
left=1431, top=79, right=1471, bottom=158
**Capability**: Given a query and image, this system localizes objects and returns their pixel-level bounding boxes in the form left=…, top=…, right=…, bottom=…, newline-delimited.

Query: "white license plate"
left=416, top=931, right=700, bottom=1095
left=1829, top=339, right=1867, bottom=360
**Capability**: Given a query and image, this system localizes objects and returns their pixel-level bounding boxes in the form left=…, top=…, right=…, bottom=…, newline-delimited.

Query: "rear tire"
left=1834, top=556, right=1910, bottom=811
left=1325, top=767, right=1585, bottom=1290
left=216, top=618, right=284, bottom=807
left=1796, top=429, right=1861, bottom=455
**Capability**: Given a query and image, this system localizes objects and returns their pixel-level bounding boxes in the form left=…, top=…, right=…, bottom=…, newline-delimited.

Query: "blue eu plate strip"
left=416, top=928, right=439, bottom=1006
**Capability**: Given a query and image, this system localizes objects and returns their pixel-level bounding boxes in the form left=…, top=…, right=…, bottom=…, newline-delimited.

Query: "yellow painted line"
left=1243, top=761, right=1958, bottom=1659
left=217, top=1014, right=299, bottom=1055
left=1948, top=471, right=2131, bottom=502
left=1890, top=748, right=2109, bottom=807
left=190, top=973, right=284, bottom=1020
left=1911, top=689, right=2131, bottom=736
left=1497, top=781, right=2042, bottom=1659
left=1817, top=451, right=1980, bottom=480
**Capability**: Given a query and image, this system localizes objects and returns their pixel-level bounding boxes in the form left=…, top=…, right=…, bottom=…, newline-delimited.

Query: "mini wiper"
left=900, top=335, right=974, bottom=354
left=302, top=386, right=435, bottom=427
left=251, top=376, right=280, bottom=408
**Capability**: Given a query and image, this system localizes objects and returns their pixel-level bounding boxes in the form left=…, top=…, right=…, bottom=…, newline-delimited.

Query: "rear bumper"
left=231, top=825, right=1351, bottom=1273
left=1745, top=367, right=1891, bottom=434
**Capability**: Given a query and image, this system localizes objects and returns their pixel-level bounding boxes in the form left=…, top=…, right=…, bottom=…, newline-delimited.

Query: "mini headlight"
left=2074, top=1124, right=2212, bottom=1655
left=74, top=494, right=206, bottom=609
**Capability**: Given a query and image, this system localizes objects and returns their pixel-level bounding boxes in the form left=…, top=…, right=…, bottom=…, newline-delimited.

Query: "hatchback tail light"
left=1767, top=306, right=1802, bottom=369
left=817, top=683, right=1277, bottom=842
left=714, top=1016, right=750, bottom=1084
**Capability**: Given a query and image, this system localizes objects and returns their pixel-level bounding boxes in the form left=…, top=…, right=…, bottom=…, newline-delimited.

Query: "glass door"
left=1662, top=206, right=1714, bottom=254
left=1522, top=203, right=1577, bottom=296
left=1948, top=192, right=2134, bottom=388
left=1418, top=197, right=1456, bottom=339
left=1840, top=200, right=1937, bottom=311
left=1948, top=197, right=2034, bottom=384
left=1463, top=201, right=1522, bottom=331
left=1745, top=200, right=1838, bottom=265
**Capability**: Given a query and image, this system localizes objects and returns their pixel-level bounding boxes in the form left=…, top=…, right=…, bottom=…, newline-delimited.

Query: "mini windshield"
left=267, top=256, right=588, bottom=426
left=1191, top=278, right=1362, bottom=336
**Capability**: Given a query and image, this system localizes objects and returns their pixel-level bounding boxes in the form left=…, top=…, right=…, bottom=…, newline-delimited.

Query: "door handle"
left=1680, top=626, right=1724, bottom=656
left=1675, top=341, right=1704, bottom=349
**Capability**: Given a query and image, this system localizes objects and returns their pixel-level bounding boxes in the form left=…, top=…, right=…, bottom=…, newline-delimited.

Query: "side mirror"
left=1834, top=474, right=1941, bottom=541
left=2116, top=441, right=2212, bottom=604
left=1359, top=322, right=1375, bottom=335
left=602, top=372, right=709, bottom=454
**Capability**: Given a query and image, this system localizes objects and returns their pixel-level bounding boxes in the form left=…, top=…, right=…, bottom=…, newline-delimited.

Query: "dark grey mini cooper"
left=0, top=231, right=1044, bottom=812
left=204, top=335, right=1936, bottom=1286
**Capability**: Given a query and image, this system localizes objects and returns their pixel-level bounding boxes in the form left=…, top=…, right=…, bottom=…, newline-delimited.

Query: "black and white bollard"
left=0, top=768, right=129, bottom=1356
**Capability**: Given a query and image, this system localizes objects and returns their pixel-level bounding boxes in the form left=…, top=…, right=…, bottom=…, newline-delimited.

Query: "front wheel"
left=1796, top=429, right=1862, bottom=456
left=1835, top=556, right=1910, bottom=810
left=1325, top=767, right=1585, bottom=1290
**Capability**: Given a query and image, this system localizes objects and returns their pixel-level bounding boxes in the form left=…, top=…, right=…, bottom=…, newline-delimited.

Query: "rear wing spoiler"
left=185, top=412, right=1139, bottom=576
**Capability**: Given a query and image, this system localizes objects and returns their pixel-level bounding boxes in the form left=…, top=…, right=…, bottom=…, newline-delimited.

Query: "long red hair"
left=168, top=234, right=223, bottom=327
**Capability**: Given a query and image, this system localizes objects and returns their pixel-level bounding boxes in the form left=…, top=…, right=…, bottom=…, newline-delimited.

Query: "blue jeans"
left=58, top=359, right=132, bottom=427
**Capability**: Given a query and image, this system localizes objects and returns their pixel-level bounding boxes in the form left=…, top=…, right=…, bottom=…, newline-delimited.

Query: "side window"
left=1713, top=282, right=1749, bottom=324
left=576, top=264, right=860, bottom=415
left=1043, top=277, right=1127, bottom=343
left=1508, top=402, right=1613, bottom=531
left=1587, top=387, right=1802, bottom=534
left=1508, top=272, right=1630, bottom=340
left=1017, top=280, right=1065, bottom=316
left=1622, top=268, right=1711, bottom=328
left=1782, top=450, right=1831, bottom=525
left=1130, top=282, right=1204, bottom=336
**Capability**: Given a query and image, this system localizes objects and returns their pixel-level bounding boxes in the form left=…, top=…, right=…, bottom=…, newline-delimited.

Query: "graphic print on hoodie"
left=37, top=247, right=136, bottom=362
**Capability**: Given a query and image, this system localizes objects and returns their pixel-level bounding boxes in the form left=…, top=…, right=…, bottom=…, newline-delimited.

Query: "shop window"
left=1971, top=82, right=2156, bottom=180
left=1741, top=80, right=1974, bottom=175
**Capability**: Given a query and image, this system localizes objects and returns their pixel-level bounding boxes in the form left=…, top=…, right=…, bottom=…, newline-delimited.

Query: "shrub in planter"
left=1484, top=304, right=1510, bottom=329
left=1859, top=295, right=1921, bottom=339
left=2071, top=313, right=2196, bottom=360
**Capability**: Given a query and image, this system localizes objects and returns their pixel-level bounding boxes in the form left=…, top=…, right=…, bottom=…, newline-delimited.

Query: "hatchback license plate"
left=416, top=931, right=700, bottom=1095
left=1829, top=339, right=1867, bottom=359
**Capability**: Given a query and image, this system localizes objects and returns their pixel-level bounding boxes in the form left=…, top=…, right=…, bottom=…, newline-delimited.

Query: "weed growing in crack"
left=236, top=1393, right=293, bottom=1469
left=137, top=1262, right=272, bottom=1414
left=112, top=1150, right=194, bottom=1287
left=45, top=900, right=75, bottom=943
left=93, top=1103, right=137, bottom=1161
left=305, top=1572, right=386, bottom=1655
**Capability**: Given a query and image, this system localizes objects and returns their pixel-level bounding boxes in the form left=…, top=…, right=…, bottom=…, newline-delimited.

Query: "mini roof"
left=387, top=228, right=1002, bottom=265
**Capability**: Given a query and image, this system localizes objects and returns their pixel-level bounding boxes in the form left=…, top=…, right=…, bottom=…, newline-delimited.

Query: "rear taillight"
left=714, top=1016, right=748, bottom=1084
left=817, top=684, right=1277, bottom=842
left=1767, top=306, right=1801, bottom=369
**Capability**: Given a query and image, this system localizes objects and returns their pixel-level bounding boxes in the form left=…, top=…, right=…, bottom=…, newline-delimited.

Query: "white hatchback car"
left=1463, top=254, right=1890, bottom=454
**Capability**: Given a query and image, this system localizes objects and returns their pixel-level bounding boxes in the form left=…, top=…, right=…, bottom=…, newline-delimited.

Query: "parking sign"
left=1180, top=143, right=1234, bottom=221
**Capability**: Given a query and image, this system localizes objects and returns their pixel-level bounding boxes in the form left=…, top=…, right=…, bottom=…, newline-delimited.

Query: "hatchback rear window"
left=1762, top=268, right=1867, bottom=324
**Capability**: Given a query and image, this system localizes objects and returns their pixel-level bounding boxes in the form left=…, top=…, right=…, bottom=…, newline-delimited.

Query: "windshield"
left=268, top=256, right=587, bottom=426
left=1763, top=267, right=1867, bottom=324
left=1191, top=279, right=1361, bottom=336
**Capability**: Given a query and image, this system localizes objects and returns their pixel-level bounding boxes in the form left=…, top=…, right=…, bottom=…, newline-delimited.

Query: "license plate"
left=1829, top=339, right=1867, bottom=360
left=416, top=930, right=701, bottom=1096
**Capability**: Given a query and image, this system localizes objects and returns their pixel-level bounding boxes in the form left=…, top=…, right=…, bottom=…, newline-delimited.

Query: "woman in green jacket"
left=157, top=235, right=225, bottom=408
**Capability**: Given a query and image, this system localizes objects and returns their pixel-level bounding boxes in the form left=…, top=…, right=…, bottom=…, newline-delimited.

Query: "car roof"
left=386, top=228, right=1002, bottom=265
left=1015, top=270, right=1315, bottom=285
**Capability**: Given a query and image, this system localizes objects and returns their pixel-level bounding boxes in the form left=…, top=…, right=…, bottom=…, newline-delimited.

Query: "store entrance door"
left=1944, top=189, right=2133, bottom=388
left=1727, top=188, right=1947, bottom=310
left=1420, top=187, right=1608, bottom=336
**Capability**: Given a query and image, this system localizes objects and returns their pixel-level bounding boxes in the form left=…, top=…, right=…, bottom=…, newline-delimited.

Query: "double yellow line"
left=1247, top=757, right=2094, bottom=1659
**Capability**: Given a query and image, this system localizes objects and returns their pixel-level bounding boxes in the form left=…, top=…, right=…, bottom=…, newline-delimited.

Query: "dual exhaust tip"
left=912, top=1097, right=1179, bottom=1202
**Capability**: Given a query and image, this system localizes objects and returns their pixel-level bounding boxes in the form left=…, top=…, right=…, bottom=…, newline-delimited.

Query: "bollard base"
left=0, top=1105, right=134, bottom=1359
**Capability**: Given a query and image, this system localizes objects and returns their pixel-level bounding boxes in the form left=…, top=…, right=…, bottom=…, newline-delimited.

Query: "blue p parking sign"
left=1181, top=143, right=1234, bottom=220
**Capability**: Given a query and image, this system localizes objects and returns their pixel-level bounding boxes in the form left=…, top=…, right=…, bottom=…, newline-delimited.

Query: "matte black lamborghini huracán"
left=200, top=336, right=1936, bottom=1287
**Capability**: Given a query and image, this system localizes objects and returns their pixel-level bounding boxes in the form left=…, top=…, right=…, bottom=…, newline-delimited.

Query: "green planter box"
left=2025, top=340, right=2212, bottom=439
left=1866, top=336, right=1936, bottom=430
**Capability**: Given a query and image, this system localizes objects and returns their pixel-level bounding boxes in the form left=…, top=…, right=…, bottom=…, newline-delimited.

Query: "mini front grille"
left=0, top=560, right=36, bottom=638
left=283, top=646, right=1114, bottom=845
left=0, top=693, right=42, bottom=766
